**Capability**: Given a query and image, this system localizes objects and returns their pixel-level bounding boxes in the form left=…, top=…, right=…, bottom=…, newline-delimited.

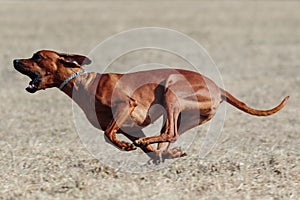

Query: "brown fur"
left=13, top=50, right=289, bottom=160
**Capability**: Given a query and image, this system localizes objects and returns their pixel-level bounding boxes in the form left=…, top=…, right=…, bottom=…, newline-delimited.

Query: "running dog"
left=13, top=50, right=289, bottom=159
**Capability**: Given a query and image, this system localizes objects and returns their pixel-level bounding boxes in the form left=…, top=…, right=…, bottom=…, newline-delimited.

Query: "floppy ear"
left=58, top=53, right=92, bottom=68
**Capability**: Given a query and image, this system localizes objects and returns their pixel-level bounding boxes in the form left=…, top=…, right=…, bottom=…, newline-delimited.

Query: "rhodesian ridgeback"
left=13, top=50, right=289, bottom=160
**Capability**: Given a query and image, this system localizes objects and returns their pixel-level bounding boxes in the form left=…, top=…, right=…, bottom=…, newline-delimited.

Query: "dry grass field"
left=0, top=1, right=300, bottom=199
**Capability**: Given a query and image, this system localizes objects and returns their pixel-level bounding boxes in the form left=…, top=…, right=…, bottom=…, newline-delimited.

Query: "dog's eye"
left=32, top=53, right=43, bottom=61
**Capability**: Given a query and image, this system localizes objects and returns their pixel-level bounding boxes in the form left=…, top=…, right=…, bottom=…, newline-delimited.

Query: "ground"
left=0, top=1, right=299, bottom=199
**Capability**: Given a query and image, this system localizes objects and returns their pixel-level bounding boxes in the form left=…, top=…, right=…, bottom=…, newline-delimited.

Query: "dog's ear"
left=58, top=53, right=92, bottom=68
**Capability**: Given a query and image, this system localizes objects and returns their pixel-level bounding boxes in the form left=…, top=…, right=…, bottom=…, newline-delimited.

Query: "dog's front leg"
left=104, top=102, right=136, bottom=151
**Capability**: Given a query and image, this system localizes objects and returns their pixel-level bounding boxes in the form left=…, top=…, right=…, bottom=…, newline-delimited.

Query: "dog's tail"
left=221, top=89, right=289, bottom=116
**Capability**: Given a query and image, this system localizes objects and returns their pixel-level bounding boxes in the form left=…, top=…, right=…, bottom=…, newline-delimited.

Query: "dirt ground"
left=1, top=1, right=300, bottom=199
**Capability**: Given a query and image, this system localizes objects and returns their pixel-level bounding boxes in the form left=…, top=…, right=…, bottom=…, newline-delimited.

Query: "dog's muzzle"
left=13, top=59, right=41, bottom=93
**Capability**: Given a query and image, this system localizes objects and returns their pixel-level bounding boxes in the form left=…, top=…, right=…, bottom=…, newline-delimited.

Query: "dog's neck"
left=59, top=69, right=99, bottom=100
left=59, top=68, right=86, bottom=98
left=60, top=80, right=74, bottom=98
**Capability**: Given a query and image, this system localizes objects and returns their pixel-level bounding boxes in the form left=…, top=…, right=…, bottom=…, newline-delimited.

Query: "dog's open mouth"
left=26, top=74, right=40, bottom=93
left=15, top=66, right=41, bottom=93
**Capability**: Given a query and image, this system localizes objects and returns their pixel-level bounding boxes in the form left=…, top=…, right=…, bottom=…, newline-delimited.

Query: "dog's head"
left=13, top=50, right=91, bottom=93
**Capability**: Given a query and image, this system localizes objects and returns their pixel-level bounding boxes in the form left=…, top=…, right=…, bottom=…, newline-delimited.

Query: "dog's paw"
left=146, top=153, right=162, bottom=165
left=162, top=147, right=186, bottom=159
left=121, top=142, right=137, bottom=151
left=134, top=139, right=149, bottom=147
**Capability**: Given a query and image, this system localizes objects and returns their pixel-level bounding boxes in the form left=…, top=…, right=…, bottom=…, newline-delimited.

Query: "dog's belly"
left=83, top=104, right=162, bottom=131
left=124, top=104, right=165, bottom=128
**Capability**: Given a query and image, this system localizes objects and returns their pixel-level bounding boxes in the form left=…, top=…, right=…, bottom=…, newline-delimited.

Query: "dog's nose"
left=13, top=59, right=20, bottom=66
left=13, top=59, right=24, bottom=70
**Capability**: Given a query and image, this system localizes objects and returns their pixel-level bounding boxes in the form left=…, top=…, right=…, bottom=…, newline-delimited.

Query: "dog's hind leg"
left=159, top=112, right=187, bottom=160
left=134, top=87, right=181, bottom=147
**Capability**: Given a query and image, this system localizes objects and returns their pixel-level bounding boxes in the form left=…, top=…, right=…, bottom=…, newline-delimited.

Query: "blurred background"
left=0, top=1, right=299, bottom=199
